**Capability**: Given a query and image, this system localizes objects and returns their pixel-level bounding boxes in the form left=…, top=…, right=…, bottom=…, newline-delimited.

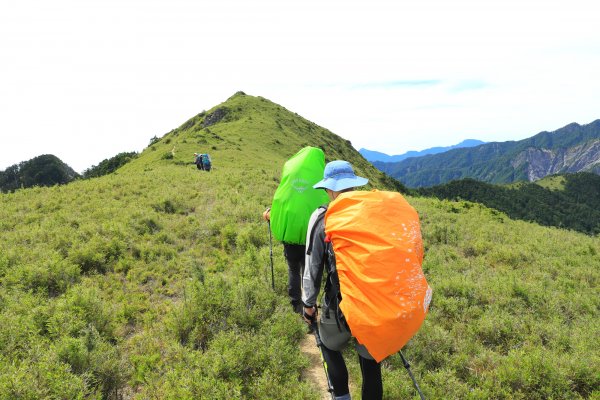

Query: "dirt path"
left=300, top=332, right=332, bottom=400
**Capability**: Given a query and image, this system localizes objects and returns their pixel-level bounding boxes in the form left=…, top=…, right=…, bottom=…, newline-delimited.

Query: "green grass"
left=0, top=93, right=598, bottom=399
left=535, top=174, right=567, bottom=191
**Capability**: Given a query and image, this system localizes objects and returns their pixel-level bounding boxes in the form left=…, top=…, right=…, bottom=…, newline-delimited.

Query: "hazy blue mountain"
left=374, top=120, right=600, bottom=187
left=359, top=139, right=485, bottom=162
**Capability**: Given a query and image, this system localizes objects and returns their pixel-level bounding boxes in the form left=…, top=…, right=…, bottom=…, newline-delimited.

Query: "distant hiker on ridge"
left=302, top=160, right=431, bottom=400
left=262, top=147, right=329, bottom=315
left=194, top=153, right=204, bottom=170
left=193, top=153, right=211, bottom=171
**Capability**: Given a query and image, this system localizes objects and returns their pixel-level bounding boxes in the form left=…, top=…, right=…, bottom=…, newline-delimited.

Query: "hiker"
left=194, top=153, right=212, bottom=171
left=303, top=160, right=431, bottom=399
left=262, top=207, right=305, bottom=314
left=302, top=160, right=382, bottom=400
left=194, top=153, right=204, bottom=170
left=263, top=147, right=329, bottom=315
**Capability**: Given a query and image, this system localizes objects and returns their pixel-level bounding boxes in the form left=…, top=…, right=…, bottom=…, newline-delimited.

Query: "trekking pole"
left=267, top=221, right=274, bottom=290
left=399, top=350, right=426, bottom=400
left=311, top=320, right=335, bottom=400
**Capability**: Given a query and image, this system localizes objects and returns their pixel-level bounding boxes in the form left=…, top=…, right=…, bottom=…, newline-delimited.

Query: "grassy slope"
left=534, top=175, right=567, bottom=191
left=401, top=198, right=599, bottom=399
left=0, top=93, right=598, bottom=399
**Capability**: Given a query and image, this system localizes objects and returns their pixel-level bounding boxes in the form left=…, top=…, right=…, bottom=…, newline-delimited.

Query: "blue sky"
left=1, top=0, right=599, bottom=172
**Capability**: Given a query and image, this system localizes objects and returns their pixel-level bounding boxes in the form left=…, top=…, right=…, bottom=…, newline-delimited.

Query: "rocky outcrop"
left=202, top=107, right=228, bottom=128
left=512, top=139, right=600, bottom=181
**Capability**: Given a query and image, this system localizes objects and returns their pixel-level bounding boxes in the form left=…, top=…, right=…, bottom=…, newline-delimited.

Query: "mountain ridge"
left=359, top=139, right=485, bottom=162
left=374, top=120, right=600, bottom=187
left=121, top=91, right=406, bottom=192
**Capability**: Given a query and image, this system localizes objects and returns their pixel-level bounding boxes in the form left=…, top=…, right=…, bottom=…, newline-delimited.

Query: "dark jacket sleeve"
left=302, top=208, right=326, bottom=307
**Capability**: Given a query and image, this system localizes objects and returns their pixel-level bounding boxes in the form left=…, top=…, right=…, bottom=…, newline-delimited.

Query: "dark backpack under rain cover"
left=195, top=153, right=211, bottom=171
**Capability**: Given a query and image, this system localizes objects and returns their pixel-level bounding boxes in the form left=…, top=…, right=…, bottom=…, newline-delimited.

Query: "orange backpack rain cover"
left=325, top=190, right=432, bottom=362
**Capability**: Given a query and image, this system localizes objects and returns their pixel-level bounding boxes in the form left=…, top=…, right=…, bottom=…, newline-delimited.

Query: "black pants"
left=283, top=243, right=305, bottom=313
left=320, top=345, right=383, bottom=399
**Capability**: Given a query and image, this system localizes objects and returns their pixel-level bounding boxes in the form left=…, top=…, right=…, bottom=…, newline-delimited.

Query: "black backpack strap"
left=306, top=205, right=327, bottom=256
left=306, top=204, right=349, bottom=332
left=321, top=233, right=349, bottom=333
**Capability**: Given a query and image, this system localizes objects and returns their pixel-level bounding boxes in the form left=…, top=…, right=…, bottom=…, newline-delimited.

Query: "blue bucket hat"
left=313, top=160, right=369, bottom=191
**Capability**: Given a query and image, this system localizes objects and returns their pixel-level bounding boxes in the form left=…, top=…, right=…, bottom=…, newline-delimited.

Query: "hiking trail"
left=300, top=332, right=331, bottom=400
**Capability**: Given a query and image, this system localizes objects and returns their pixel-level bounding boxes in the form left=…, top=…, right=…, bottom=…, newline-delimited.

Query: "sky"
left=1, top=0, right=599, bottom=173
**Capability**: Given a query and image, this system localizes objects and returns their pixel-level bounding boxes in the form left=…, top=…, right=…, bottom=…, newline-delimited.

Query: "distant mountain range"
left=359, top=139, right=485, bottom=163
left=374, top=120, right=600, bottom=187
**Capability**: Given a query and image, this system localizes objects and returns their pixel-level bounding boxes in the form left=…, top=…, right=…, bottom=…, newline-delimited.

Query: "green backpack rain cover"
left=270, top=147, right=329, bottom=244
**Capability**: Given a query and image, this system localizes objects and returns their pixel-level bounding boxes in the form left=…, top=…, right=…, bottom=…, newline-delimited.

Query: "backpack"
left=194, top=154, right=204, bottom=170
left=200, top=154, right=211, bottom=171
left=270, top=147, right=329, bottom=244
left=195, top=153, right=211, bottom=171
left=323, top=190, right=432, bottom=362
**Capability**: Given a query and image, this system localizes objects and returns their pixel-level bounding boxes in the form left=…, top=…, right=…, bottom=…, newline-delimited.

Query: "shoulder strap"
left=306, top=204, right=346, bottom=331
left=306, top=205, right=327, bottom=256
left=323, top=240, right=347, bottom=332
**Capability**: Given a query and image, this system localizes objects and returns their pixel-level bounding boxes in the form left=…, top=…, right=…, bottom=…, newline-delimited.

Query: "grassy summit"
left=122, top=92, right=403, bottom=191
left=0, top=93, right=598, bottom=399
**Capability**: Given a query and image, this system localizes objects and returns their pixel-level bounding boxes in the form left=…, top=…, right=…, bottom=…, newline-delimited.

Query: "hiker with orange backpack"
left=302, top=160, right=432, bottom=400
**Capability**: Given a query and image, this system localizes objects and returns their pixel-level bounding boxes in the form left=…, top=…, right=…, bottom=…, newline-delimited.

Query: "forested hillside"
left=418, top=172, right=600, bottom=235
left=0, top=154, right=79, bottom=192
left=82, top=152, right=139, bottom=179
left=0, top=93, right=598, bottom=399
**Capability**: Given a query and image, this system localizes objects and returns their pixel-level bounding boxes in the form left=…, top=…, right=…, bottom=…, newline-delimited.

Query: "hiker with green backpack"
left=302, top=160, right=432, bottom=400
left=262, top=146, right=329, bottom=314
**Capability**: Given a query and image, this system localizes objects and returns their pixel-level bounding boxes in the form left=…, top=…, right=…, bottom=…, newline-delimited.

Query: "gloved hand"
left=302, top=305, right=317, bottom=324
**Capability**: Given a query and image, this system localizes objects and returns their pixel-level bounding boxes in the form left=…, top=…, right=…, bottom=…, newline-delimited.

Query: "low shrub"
left=68, top=235, right=124, bottom=274
left=0, top=350, right=87, bottom=399
left=4, top=253, right=80, bottom=296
